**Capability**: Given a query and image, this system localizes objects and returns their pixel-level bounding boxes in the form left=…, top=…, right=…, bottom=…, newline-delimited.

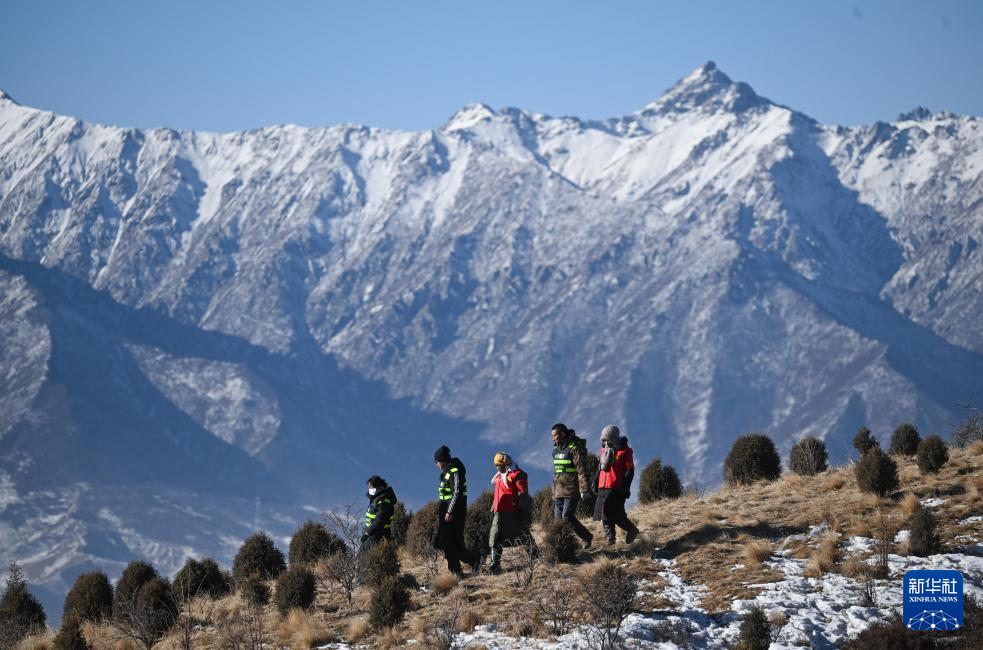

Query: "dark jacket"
left=552, top=434, right=592, bottom=498
left=437, top=457, right=468, bottom=515
left=364, top=485, right=397, bottom=539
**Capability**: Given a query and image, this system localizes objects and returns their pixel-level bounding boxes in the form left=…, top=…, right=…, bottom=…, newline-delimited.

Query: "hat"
left=601, top=425, right=621, bottom=443
left=493, top=452, right=513, bottom=467
left=434, top=445, right=452, bottom=463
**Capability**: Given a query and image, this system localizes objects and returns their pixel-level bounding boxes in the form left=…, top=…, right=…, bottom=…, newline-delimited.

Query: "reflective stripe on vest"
left=365, top=497, right=395, bottom=528
left=553, top=441, right=579, bottom=474
left=438, top=466, right=467, bottom=500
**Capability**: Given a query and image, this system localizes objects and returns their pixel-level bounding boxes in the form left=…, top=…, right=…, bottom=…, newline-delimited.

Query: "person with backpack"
left=361, top=475, right=397, bottom=552
left=488, top=451, right=537, bottom=574
left=593, top=425, right=640, bottom=544
left=433, top=445, right=481, bottom=576
left=551, top=422, right=594, bottom=548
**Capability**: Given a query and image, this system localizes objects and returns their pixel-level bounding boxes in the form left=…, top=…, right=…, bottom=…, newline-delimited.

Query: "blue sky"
left=1, top=1, right=980, bottom=133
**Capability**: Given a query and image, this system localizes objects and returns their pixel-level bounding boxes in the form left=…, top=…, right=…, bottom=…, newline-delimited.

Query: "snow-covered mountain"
left=1, top=62, right=982, bottom=617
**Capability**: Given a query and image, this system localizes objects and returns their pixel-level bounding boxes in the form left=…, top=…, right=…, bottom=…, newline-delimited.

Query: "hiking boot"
left=489, top=562, right=502, bottom=575
left=470, top=556, right=483, bottom=574
left=582, top=533, right=593, bottom=550
left=606, top=537, right=616, bottom=546
left=625, top=525, right=639, bottom=545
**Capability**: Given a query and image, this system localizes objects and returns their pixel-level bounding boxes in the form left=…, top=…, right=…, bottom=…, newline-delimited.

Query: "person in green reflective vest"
left=361, top=475, right=397, bottom=553
left=551, top=422, right=594, bottom=549
left=433, top=445, right=480, bottom=577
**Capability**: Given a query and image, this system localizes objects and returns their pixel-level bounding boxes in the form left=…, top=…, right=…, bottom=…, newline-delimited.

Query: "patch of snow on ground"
left=920, top=497, right=945, bottom=507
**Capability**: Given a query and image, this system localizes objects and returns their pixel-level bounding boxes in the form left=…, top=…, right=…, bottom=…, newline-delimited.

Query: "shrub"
left=0, top=563, right=46, bottom=643
left=288, top=520, right=342, bottom=568
left=840, top=616, right=935, bottom=649
left=907, top=508, right=941, bottom=557
left=855, top=448, right=899, bottom=496
left=369, top=576, right=410, bottom=630
left=639, top=458, right=683, bottom=503
left=890, top=422, right=921, bottom=456
left=916, top=435, right=949, bottom=474
left=133, top=577, right=179, bottom=639
left=405, top=501, right=440, bottom=559
left=464, top=491, right=494, bottom=560
left=952, top=409, right=983, bottom=448
left=274, top=566, right=316, bottom=615
left=53, top=611, right=90, bottom=650
left=723, top=434, right=781, bottom=485
left=233, top=531, right=286, bottom=583
left=113, top=560, right=159, bottom=620
left=239, top=573, right=271, bottom=607
left=63, top=570, right=112, bottom=622
left=542, top=521, right=579, bottom=565
left=390, top=502, right=412, bottom=547
left=853, top=426, right=880, bottom=457
left=579, top=562, right=638, bottom=650
left=577, top=451, right=600, bottom=519
left=737, top=606, right=772, bottom=650
left=533, top=486, right=555, bottom=529
left=172, top=557, right=231, bottom=602
left=788, top=436, right=828, bottom=476
left=364, top=538, right=401, bottom=588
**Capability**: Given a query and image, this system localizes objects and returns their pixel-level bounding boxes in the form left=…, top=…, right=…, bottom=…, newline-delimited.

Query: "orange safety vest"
left=598, top=446, right=634, bottom=490
left=492, top=468, right=528, bottom=513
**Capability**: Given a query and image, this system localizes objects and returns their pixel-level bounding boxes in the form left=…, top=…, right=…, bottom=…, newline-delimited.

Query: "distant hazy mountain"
left=2, top=62, right=981, bottom=618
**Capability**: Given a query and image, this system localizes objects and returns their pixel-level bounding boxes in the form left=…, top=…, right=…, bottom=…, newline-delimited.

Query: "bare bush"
left=215, top=602, right=267, bottom=650
left=534, top=578, right=578, bottom=637
left=578, top=562, right=639, bottom=650
left=319, top=505, right=366, bottom=609
left=507, top=532, right=541, bottom=591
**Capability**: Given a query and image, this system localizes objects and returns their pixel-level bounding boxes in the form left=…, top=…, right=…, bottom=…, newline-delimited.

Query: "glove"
left=360, top=533, right=368, bottom=543
left=624, top=488, right=631, bottom=500
left=581, top=491, right=592, bottom=501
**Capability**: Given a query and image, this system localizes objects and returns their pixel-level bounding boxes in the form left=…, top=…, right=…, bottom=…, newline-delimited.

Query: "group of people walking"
left=360, top=423, right=640, bottom=577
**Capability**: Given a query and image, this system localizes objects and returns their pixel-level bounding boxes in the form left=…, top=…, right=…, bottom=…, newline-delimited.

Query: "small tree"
left=889, top=422, right=921, bottom=456
left=952, top=404, right=983, bottom=448
left=274, top=566, right=316, bottom=615
left=364, top=538, right=400, bottom=588
left=0, top=563, right=46, bottom=646
left=579, top=562, right=638, bottom=650
left=390, top=502, right=412, bottom=547
left=855, top=448, right=899, bottom=496
left=542, top=521, right=579, bottom=565
left=239, top=573, right=270, bottom=607
left=319, top=505, right=366, bottom=609
left=288, top=520, right=342, bottom=567
left=405, top=500, right=441, bottom=583
left=464, top=491, right=494, bottom=561
left=63, top=570, right=113, bottom=622
left=907, top=508, right=941, bottom=557
left=369, top=576, right=410, bottom=630
left=172, top=557, right=230, bottom=603
left=639, top=458, right=683, bottom=503
left=853, top=426, right=880, bottom=457
left=111, top=577, right=179, bottom=650
left=737, top=606, right=772, bottom=650
left=916, top=435, right=949, bottom=474
left=232, top=532, right=286, bottom=583
left=724, top=434, right=781, bottom=485
left=53, top=611, right=90, bottom=650
left=788, top=436, right=828, bottom=476
left=113, top=561, right=159, bottom=621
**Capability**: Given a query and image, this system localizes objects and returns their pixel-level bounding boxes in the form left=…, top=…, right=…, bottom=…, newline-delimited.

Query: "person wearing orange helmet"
left=488, top=451, right=537, bottom=574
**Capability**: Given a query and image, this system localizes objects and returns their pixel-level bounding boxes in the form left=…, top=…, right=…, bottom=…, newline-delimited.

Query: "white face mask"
left=368, top=488, right=378, bottom=496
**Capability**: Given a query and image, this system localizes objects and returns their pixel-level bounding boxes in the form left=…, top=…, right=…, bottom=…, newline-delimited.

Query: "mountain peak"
left=0, top=88, right=18, bottom=106
left=640, top=61, right=767, bottom=117
left=444, top=102, right=497, bottom=131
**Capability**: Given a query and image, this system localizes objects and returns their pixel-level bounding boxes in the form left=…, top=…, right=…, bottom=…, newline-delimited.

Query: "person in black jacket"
left=361, top=475, right=397, bottom=552
left=433, top=445, right=480, bottom=576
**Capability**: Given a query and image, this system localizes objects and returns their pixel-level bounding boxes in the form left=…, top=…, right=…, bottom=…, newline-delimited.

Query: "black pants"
left=597, top=489, right=636, bottom=540
left=359, top=530, right=390, bottom=555
left=436, top=503, right=476, bottom=575
left=553, top=497, right=592, bottom=542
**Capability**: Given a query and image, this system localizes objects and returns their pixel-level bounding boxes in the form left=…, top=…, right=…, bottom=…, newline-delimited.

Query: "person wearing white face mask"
left=361, top=475, right=397, bottom=552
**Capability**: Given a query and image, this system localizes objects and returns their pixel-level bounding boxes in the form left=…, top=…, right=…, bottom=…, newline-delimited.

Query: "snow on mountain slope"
left=1, top=63, right=982, bottom=618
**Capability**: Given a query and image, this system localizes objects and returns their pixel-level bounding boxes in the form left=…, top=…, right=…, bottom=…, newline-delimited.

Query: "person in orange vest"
left=593, top=425, right=640, bottom=544
left=488, top=452, right=537, bottom=574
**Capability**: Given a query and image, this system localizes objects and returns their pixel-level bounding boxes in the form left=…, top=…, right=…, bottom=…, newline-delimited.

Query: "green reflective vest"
left=438, top=465, right=467, bottom=501
left=553, top=440, right=580, bottom=474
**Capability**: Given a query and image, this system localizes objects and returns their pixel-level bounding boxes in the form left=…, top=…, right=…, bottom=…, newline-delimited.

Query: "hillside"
left=3, top=61, right=983, bottom=622
left=10, top=440, right=979, bottom=649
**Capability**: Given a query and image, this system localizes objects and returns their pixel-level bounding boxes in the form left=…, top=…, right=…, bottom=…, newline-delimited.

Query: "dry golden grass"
left=276, top=609, right=335, bottom=649
left=377, top=626, right=406, bottom=649
left=346, top=616, right=371, bottom=644
left=14, top=633, right=54, bottom=650
left=743, top=539, right=773, bottom=565
left=970, top=440, right=983, bottom=456
left=901, top=492, right=921, bottom=517
left=823, top=473, right=847, bottom=492
left=456, top=607, right=483, bottom=633
left=431, top=571, right=460, bottom=595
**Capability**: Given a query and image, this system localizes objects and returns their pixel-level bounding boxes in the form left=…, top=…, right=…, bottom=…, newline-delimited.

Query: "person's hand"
left=444, top=513, right=454, bottom=523
left=581, top=491, right=592, bottom=501
left=624, top=488, right=631, bottom=500
left=360, top=533, right=368, bottom=543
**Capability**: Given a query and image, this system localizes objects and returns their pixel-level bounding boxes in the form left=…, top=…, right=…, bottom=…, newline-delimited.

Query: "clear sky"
left=1, top=0, right=980, bottom=133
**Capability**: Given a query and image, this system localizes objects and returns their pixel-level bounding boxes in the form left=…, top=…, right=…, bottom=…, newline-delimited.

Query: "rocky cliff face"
left=1, top=63, right=981, bottom=614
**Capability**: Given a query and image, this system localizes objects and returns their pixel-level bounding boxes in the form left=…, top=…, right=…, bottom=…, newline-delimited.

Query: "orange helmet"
left=493, top=452, right=513, bottom=467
